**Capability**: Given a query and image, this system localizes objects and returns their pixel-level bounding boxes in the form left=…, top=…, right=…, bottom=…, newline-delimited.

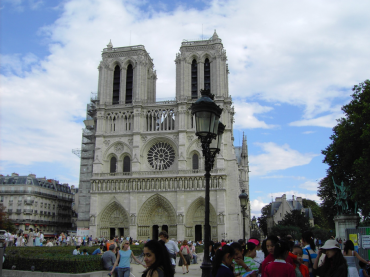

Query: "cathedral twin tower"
left=76, top=31, right=250, bottom=241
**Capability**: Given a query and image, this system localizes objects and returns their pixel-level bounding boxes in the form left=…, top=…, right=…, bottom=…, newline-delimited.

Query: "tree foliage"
left=317, top=176, right=336, bottom=229
left=302, top=198, right=329, bottom=229
left=257, top=203, right=271, bottom=237
left=280, top=210, right=311, bottom=231
left=270, top=225, right=301, bottom=240
left=0, top=204, right=16, bottom=233
left=322, top=80, right=370, bottom=217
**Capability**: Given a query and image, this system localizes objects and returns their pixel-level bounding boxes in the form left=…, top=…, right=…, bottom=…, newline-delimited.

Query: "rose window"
left=147, top=142, right=175, bottom=170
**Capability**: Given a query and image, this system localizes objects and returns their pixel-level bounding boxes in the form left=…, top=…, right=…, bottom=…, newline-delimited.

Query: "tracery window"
left=191, top=59, right=198, bottom=99
left=147, top=142, right=175, bottom=170
left=123, top=156, right=131, bottom=173
left=110, top=157, right=117, bottom=173
left=112, top=65, right=120, bottom=104
left=192, top=153, right=199, bottom=170
left=204, top=58, right=210, bottom=90
left=126, top=64, right=133, bottom=104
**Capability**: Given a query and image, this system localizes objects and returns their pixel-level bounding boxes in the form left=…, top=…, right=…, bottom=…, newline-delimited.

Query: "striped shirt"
left=302, top=245, right=317, bottom=274
left=234, top=256, right=259, bottom=276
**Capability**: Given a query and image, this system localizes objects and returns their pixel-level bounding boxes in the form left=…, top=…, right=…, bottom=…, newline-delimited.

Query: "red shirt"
left=261, top=254, right=295, bottom=277
left=264, top=260, right=295, bottom=277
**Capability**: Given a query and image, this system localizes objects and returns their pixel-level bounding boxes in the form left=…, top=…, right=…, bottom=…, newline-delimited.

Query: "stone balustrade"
left=91, top=174, right=225, bottom=193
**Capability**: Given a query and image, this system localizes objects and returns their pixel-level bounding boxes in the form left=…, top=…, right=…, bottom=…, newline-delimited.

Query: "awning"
left=25, top=224, right=30, bottom=226
left=15, top=224, right=19, bottom=226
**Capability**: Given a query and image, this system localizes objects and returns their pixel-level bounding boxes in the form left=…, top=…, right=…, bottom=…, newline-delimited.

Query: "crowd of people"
left=4, top=228, right=370, bottom=277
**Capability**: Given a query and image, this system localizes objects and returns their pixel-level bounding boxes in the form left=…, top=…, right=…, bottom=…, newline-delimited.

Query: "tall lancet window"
left=191, top=59, right=198, bottom=99
left=110, top=157, right=117, bottom=173
left=204, top=58, right=210, bottom=90
left=192, top=153, right=199, bottom=170
left=126, top=64, right=133, bottom=104
left=123, top=156, right=131, bottom=173
left=112, top=65, right=121, bottom=104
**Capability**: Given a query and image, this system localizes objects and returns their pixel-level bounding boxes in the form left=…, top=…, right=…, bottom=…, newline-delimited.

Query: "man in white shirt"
left=4, top=230, right=9, bottom=248
left=46, top=239, right=53, bottom=247
left=73, top=246, right=81, bottom=255
left=39, top=232, right=44, bottom=246
left=159, top=231, right=186, bottom=273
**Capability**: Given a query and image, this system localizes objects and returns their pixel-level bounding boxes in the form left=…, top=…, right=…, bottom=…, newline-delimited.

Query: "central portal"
left=152, top=225, right=159, bottom=240
left=195, top=225, right=202, bottom=242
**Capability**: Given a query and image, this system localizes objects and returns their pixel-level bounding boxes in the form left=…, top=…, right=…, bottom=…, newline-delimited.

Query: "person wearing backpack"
left=179, top=240, right=191, bottom=274
left=302, top=231, right=318, bottom=277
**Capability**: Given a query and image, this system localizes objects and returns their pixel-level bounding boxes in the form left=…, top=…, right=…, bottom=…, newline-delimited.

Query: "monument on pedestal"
left=332, top=177, right=360, bottom=239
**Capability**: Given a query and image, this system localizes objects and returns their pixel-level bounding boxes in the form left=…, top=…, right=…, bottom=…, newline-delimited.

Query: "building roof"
left=0, top=174, right=72, bottom=194
left=270, top=199, right=314, bottom=219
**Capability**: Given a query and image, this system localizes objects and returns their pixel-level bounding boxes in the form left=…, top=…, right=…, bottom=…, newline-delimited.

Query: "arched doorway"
left=137, top=194, right=177, bottom=240
left=98, top=201, right=130, bottom=239
left=185, top=197, right=217, bottom=242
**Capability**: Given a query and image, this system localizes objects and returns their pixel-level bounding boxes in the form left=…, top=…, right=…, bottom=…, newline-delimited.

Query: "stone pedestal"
left=334, top=214, right=360, bottom=239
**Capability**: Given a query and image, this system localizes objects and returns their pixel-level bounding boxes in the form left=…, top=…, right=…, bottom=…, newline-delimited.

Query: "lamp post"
left=239, top=190, right=249, bottom=243
left=191, top=89, right=224, bottom=277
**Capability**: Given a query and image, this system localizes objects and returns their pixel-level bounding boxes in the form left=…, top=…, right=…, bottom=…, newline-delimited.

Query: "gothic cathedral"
left=76, top=31, right=250, bottom=242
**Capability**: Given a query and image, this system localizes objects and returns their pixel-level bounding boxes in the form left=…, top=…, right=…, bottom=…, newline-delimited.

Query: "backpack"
left=181, top=246, right=188, bottom=255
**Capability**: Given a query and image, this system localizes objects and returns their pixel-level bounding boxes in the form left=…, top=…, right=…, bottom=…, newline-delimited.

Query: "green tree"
left=322, top=80, right=370, bottom=217
left=0, top=204, right=16, bottom=233
left=270, top=225, right=301, bottom=240
left=317, top=176, right=336, bottom=230
left=302, top=198, right=329, bottom=229
left=257, top=203, right=271, bottom=237
left=280, top=210, right=311, bottom=231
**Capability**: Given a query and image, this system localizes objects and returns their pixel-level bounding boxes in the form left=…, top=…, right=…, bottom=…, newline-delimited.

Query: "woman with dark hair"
left=179, top=240, right=191, bottom=274
left=312, top=239, right=348, bottom=277
left=261, top=236, right=295, bottom=277
left=26, top=228, right=34, bottom=246
left=142, top=240, right=174, bottom=277
left=343, top=240, right=370, bottom=277
left=230, top=242, right=254, bottom=276
left=34, top=228, right=40, bottom=246
left=261, top=239, right=268, bottom=258
left=264, top=240, right=295, bottom=277
left=302, top=231, right=317, bottom=277
left=211, top=245, right=235, bottom=277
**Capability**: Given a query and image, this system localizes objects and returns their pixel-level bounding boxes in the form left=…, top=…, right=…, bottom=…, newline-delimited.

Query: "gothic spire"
left=107, top=39, right=113, bottom=49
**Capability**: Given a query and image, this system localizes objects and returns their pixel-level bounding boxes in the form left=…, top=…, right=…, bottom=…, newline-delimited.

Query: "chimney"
left=28, top=174, right=36, bottom=178
left=12, top=173, right=19, bottom=177
left=292, top=195, right=295, bottom=201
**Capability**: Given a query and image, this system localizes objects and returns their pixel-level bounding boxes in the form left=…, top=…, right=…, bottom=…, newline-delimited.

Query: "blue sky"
left=1, top=0, right=370, bottom=217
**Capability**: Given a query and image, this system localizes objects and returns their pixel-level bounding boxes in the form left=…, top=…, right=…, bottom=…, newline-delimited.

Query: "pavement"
left=129, top=253, right=204, bottom=277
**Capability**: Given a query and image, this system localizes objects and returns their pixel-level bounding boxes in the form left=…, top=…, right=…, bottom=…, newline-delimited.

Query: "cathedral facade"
left=77, top=32, right=250, bottom=242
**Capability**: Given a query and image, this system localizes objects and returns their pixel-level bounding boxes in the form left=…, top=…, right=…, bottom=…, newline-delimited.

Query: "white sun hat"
left=320, top=239, right=340, bottom=250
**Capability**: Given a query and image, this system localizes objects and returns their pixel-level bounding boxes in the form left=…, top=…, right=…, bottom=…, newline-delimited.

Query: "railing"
left=91, top=174, right=225, bottom=193
left=24, top=199, right=34, bottom=205
left=16, top=209, right=22, bottom=214
left=0, top=190, right=73, bottom=199
left=23, top=209, right=33, bottom=214
left=93, top=168, right=225, bottom=178
left=103, top=45, right=146, bottom=52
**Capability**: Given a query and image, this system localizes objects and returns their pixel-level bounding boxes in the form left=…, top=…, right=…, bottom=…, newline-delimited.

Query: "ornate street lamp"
left=191, top=89, right=224, bottom=277
left=239, top=190, right=249, bottom=243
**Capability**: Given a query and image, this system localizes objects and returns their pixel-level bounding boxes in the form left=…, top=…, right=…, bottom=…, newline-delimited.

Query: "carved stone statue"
left=332, top=177, right=358, bottom=215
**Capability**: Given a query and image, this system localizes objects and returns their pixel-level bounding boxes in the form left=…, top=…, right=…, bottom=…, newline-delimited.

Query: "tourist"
left=359, top=261, right=369, bottom=277
left=102, top=244, right=117, bottom=271
left=211, top=245, right=235, bottom=277
left=73, top=246, right=81, bottom=255
left=142, top=239, right=174, bottom=277
left=291, top=245, right=309, bottom=277
left=264, top=240, right=295, bottom=277
left=26, top=228, right=34, bottom=246
left=179, top=240, right=191, bottom=274
left=46, top=239, right=53, bottom=247
left=230, top=242, right=255, bottom=276
left=110, top=240, right=145, bottom=277
left=189, top=242, right=197, bottom=264
left=302, top=231, right=318, bottom=277
left=16, top=232, right=23, bottom=247
left=343, top=240, right=370, bottom=277
left=312, top=239, right=348, bottom=277
left=159, top=230, right=186, bottom=273
left=92, top=245, right=104, bottom=255
left=39, top=231, right=44, bottom=246
left=248, top=237, right=264, bottom=268
left=34, top=228, right=40, bottom=246
left=82, top=249, right=89, bottom=255
left=261, top=235, right=295, bottom=277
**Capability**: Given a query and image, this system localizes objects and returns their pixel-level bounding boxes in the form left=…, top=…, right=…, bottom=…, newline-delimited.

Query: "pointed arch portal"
left=98, top=201, right=129, bottom=239
left=185, top=197, right=217, bottom=241
left=137, top=194, right=177, bottom=240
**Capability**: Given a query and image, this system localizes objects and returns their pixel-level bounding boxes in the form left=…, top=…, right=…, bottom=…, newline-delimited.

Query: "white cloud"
left=299, top=180, right=319, bottom=191
left=250, top=143, right=318, bottom=176
left=234, top=101, right=277, bottom=129
left=260, top=175, right=306, bottom=180
left=250, top=198, right=269, bottom=218
left=302, top=131, right=315, bottom=134
left=1, top=0, right=370, bottom=182
left=290, top=110, right=344, bottom=128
